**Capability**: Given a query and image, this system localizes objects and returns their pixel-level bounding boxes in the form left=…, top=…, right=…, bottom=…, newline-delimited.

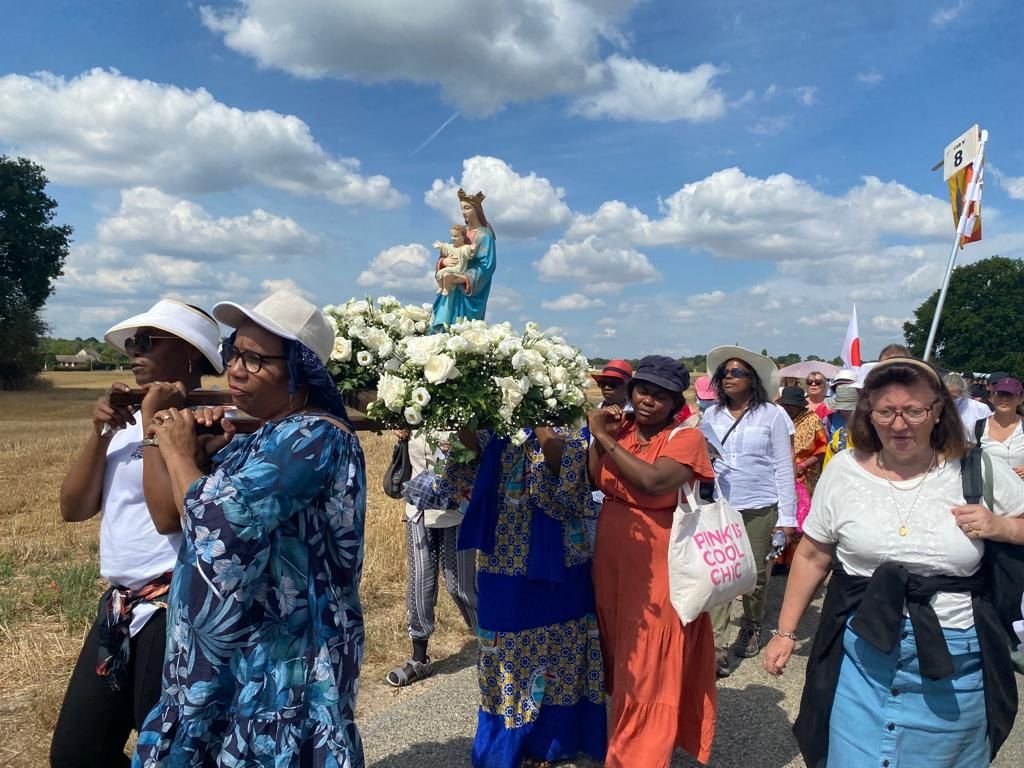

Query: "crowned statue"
left=429, top=189, right=497, bottom=331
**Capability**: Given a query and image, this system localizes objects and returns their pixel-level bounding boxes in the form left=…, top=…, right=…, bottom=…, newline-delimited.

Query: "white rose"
left=446, top=335, right=469, bottom=354
left=383, top=356, right=402, bottom=372
left=378, top=296, right=400, bottom=309
left=404, top=335, right=447, bottom=366
left=512, top=348, right=545, bottom=373
left=377, top=374, right=408, bottom=412
left=397, top=317, right=416, bottom=337
left=403, top=406, right=423, bottom=426
left=496, top=336, right=522, bottom=359
left=356, top=350, right=373, bottom=366
left=545, top=398, right=558, bottom=409
left=424, top=354, right=460, bottom=384
left=414, top=321, right=427, bottom=333
left=494, top=376, right=525, bottom=409
left=402, top=304, right=432, bottom=323
left=363, top=328, right=390, bottom=354
left=330, top=337, right=352, bottom=362
left=549, top=366, right=567, bottom=385
left=460, top=328, right=490, bottom=354
left=411, top=387, right=431, bottom=407
left=346, top=300, right=369, bottom=315
left=543, top=386, right=554, bottom=398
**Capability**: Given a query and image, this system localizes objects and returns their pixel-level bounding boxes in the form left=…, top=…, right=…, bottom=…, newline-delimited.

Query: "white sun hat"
left=213, top=289, right=335, bottom=364
left=104, top=299, right=224, bottom=373
left=706, top=345, right=780, bottom=401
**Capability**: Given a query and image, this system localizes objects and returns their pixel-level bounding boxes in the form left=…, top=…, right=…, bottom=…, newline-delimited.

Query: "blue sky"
left=3, top=0, right=1023, bottom=359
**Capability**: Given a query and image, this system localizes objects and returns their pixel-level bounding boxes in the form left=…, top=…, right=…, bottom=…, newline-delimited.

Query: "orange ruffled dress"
left=592, top=423, right=717, bottom=768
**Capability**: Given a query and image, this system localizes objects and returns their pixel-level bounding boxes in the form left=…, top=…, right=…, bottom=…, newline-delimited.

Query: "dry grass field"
left=0, top=371, right=472, bottom=766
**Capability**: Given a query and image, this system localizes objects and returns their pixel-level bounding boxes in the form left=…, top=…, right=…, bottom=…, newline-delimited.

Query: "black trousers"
left=50, top=610, right=166, bottom=768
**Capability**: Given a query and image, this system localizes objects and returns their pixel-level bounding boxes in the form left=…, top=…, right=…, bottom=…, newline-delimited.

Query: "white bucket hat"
left=213, top=289, right=334, bottom=364
left=104, top=299, right=224, bottom=373
left=706, top=345, right=780, bottom=401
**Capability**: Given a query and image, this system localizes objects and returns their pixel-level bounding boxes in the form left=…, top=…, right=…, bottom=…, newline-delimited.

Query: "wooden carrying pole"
left=109, top=390, right=385, bottom=432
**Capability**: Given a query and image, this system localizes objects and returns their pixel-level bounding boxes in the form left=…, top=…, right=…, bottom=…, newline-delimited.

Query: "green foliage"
left=904, top=255, right=1024, bottom=374
left=0, top=156, right=73, bottom=388
left=31, top=560, right=101, bottom=632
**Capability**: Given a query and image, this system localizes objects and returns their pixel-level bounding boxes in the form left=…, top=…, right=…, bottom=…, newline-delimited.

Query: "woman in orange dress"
left=588, top=355, right=717, bottom=768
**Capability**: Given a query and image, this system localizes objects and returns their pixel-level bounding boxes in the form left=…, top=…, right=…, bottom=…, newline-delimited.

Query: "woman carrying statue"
left=430, top=188, right=497, bottom=331
left=435, top=426, right=606, bottom=768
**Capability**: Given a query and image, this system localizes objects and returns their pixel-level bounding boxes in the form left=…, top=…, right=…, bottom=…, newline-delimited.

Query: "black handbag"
left=383, top=438, right=413, bottom=499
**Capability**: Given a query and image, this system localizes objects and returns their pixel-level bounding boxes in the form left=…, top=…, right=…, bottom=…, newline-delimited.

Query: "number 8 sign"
left=944, top=124, right=980, bottom=180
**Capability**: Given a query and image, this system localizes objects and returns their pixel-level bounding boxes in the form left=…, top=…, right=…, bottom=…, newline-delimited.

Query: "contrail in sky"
left=410, top=112, right=460, bottom=157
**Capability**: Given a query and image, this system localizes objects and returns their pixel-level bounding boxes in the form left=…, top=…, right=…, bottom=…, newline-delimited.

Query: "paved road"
left=361, top=577, right=1024, bottom=767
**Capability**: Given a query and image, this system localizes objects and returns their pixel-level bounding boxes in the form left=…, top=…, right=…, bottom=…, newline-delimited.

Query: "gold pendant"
left=899, top=526, right=909, bottom=537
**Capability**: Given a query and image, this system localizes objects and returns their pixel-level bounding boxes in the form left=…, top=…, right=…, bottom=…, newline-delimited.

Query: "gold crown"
left=457, top=188, right=486, bottom=206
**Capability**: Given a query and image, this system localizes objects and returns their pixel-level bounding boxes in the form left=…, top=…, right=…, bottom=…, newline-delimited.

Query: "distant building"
left=54, top=349, right=102, bottom=370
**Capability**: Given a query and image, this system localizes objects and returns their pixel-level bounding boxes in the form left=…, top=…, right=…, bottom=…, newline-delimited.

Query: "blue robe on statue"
left=431, top=226, right=496, bottom=331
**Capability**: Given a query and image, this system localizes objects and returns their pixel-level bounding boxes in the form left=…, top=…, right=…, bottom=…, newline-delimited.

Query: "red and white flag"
left=841, top=304, right=862, bottom=368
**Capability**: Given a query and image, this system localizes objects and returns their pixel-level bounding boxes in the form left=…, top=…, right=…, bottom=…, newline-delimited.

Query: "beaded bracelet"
left=770, top=629, right=797, bottom=640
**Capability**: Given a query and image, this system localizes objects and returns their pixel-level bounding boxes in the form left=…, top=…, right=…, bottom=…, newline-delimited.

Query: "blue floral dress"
left=133, top=414, right=366, bottom=768
left=438, top=428, right=607, bottom=768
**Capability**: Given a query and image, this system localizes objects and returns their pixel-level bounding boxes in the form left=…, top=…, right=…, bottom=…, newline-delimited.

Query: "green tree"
left=0, top=157, right=72, bottom=388
left=904, top=255, right=1024, bottom=374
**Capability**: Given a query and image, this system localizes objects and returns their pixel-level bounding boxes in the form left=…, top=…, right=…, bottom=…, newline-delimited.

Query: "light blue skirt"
left=827, top=616, right=989, bottom=768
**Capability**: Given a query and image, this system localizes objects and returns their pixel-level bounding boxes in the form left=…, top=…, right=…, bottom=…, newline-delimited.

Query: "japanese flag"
left=842, top=304, right=861, bottom=368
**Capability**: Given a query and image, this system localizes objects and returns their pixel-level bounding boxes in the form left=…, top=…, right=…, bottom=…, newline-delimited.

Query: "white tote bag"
left=667, top=478, right=757, bottom=625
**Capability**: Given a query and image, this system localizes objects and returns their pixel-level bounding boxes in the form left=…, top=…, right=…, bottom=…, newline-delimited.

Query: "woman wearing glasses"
left=132, top=290, right=367, bottom=768
left=764, top=358, right=1024, bottom=768
left=53, top=301, right=223, bottom=768
left=701, top=346, right=796, bottom=677
left=805, top=372, right=831, bottom=420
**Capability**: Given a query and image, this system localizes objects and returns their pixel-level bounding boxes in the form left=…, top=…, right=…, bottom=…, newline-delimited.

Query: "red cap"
left=592, top=359, right=633, bottom=382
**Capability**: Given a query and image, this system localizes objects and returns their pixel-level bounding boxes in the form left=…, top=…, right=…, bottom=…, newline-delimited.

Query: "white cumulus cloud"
left=357, top=244, right=436, bottom=292
left=993, top=168, right=1024, bottom=200
left=425, top=156, right=572, bottom=238
left=565, top=167, right=949, bottom=261
left=570, top=57, right=727, bottom=123
left=200, top=1, right=731, bottom=123
left=535, top=236, right=659, bottom=294
left=541, top=293, right=606, bottom=311
left=97, top=188, right=318, bottom=261
left=0, top=69, right=405, bottom=207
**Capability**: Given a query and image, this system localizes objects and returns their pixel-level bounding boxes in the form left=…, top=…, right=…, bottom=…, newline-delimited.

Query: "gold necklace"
left=878, top=450, right=935, bottom=536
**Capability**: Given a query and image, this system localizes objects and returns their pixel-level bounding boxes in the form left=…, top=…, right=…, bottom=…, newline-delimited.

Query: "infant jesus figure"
left=432, top=224, right=477, bottom=296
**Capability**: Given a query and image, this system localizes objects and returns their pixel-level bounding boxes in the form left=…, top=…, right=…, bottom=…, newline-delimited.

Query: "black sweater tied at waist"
left=793, top=561, right=1017, bottom=768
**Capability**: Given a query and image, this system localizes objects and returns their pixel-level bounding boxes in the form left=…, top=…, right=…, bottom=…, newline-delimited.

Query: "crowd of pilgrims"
left=49, top=295, right=1024, bottom=768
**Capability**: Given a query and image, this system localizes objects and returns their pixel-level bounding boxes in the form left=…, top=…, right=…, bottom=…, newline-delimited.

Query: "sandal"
left=385, top=658, right=433, bottom=687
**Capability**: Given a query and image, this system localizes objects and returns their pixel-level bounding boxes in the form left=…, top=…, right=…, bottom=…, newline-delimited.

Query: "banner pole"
left=923, top=129, right=988, bottom=362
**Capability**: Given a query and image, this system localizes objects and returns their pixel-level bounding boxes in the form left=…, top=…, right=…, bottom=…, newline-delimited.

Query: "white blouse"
left=980, top=417, right=1024, bottom=469
left=804, top=450, right=1024, bottom=628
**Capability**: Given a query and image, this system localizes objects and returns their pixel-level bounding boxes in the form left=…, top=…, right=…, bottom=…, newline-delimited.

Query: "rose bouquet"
left=367, top=319, right=590, bottom=456
left=322, top=296, right=433, bottom=398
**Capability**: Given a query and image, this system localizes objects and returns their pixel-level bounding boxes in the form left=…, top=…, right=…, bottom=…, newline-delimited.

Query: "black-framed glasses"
left=722, top=367, right=751, bottom=379
left=869, top=404, right=936, bottom=426
left=124, top=333, right=178, bottom=353
left=221, top=343, right=287, bottom=374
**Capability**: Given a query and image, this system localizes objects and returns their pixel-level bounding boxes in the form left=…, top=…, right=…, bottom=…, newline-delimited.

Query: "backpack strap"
left=974, top=416, right=987, bottom=445
left=961, top=441, right=994, bottom=510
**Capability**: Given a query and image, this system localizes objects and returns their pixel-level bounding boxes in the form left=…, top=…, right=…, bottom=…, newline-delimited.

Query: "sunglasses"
left=807, top=379, right=826, bottom=386
left=221, top=343, right=288, bottom=374
left=124, top=333, right=178, bottom=353
left=722, top=367, right=751, bottom=379
left=595, top=378, right=625, bottom=388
